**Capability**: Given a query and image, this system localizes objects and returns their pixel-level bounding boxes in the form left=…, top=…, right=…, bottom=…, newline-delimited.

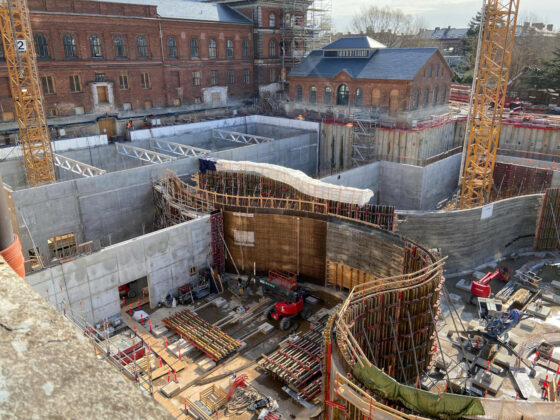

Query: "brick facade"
left=288, top=51, right=452, bottom=112
left=0, top=0, right=254, bottom=120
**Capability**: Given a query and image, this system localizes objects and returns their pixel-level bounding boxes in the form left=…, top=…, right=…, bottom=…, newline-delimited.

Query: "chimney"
left=435, top=27, right=440, bottom=31
left=547, top=24, right=553, bottom=31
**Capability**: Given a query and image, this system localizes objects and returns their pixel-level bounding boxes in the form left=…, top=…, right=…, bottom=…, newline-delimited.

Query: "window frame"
left=190, top=38, right=199, bottom=57
left=210, top=70, right=218, bottom=86
left=242, top=39, right=248, bottom=58
left=137, top=36, right=148, bottom=58
left=208, top=39, right=217, bottom=59
left=167, top=37, right=177, bottom=58
left=226, top=39, right=233, bottom=59
left=141, top=72, right=151, bottom=89
left=69, top=74, right=81, bottom=93
left=243, top=69, right=250, bottom=85
left=63, top=34, right=77, bottom=58
left=192, top=70, right=201, bottom=87
left=227, top=69, right=234, bottom=85
left=119, top=72, right=129, bottom=90
left=114, top=35, right=126, bottom=58
left=324, top=86, right=332, bottom=104
left=269, top=12, right=276, bottom=27
left=41, top=75, right=55, bottom=95
left=309, top=86, right=317, bottom=103
left=34, top=33, right=49, bottom=59
left=355, top=88, right=363, bottom=105
left=296, top=85, right=302, bottom=101
left=269, top=39, right=276, bottom=58
left=89, top=35, right=102, bottom=58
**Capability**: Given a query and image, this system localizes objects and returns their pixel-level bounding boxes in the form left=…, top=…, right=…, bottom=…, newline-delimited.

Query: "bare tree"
left=350, top=6, right=424, bottom=47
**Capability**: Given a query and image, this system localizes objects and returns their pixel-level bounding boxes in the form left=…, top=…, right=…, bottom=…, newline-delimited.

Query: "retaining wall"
left=397, top=194, right=543, bottom=271
left=25, top=216, right=210, bottom=324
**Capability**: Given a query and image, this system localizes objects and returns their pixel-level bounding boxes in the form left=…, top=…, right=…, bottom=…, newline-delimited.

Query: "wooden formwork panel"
left=223, top=211, right=327, bottom=281
left=325, top=260, right=376, bottom=290
left=535, top=188, right=560, bottom=250
left=492, top=162, right=551, bottom=201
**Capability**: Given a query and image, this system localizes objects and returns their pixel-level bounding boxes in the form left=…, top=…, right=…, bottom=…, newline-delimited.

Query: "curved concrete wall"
left=397, top=194, right=543, bottom=272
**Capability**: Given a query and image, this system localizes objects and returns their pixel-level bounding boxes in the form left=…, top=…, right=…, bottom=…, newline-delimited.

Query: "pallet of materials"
left=260, top=321, right=325, bottom=402
left=162, top=309, right=242, bottom=362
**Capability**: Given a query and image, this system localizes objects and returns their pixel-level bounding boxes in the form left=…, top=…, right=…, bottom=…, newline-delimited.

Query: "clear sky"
left=331, top=0, right=560, bottom=33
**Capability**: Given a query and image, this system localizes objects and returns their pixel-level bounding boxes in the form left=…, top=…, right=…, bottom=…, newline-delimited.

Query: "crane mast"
left=0, top=0, right=55, bottom=186
left=458, top=0, right=519, bottom=209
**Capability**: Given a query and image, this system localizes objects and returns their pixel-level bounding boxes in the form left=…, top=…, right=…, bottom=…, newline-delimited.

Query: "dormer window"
left=324, top=49, right=370, bottom=58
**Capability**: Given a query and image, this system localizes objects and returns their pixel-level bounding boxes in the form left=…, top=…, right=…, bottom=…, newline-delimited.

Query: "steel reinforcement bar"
left=162, top=309, right=242, bottom=362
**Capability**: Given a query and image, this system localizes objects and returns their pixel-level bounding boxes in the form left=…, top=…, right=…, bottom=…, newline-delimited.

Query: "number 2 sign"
left=16, top=39, right=26, bottom=52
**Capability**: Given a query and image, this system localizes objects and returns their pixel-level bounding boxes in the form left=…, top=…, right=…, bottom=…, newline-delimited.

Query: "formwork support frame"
left=53, top=153, right=106, bottom=177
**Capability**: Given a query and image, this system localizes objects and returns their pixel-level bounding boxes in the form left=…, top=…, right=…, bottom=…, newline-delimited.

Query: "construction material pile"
left=162, top=309, right=241, bottom=362
left=260, top=321, right=325, bottom=402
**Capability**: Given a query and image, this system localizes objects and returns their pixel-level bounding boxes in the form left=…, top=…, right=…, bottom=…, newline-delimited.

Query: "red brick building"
left=288, top=36, right=452, bottom=113
left=0, top=0, right=255, bottom=124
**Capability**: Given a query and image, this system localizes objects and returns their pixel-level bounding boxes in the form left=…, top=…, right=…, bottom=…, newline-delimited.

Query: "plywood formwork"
left=223, top=210, right=327, bottom=280
left=534, top=187, right=560, bottom=250
left=492, top=162, right=551, bottom=201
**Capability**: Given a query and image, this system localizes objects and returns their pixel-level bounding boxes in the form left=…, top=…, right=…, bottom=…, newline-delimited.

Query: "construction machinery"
left=0, top=0, right=56, bottom=186
left=263, top=269, right=312, bottom=330
left=471, top=267, right=511, bottom=298
left=458, top=0, right=520, bottom=208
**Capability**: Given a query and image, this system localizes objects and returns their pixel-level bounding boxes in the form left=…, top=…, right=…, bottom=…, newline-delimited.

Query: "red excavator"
left=471, top=267, right=511, bottom=298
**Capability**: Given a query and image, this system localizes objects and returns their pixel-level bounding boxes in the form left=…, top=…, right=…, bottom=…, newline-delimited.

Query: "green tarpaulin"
left=353, top=358, right=485, bottom=418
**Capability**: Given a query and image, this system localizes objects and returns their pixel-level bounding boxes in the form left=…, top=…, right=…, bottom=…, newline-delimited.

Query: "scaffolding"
left=280, top=0, right=332, bottom=73
left=351, top=116, right=378, bottom=166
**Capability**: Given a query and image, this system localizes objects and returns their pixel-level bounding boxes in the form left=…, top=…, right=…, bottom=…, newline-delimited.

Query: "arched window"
left=269, top=39, right=276, bottom=57
left=167, top=37, right=177, bottom=58
left=34, top=33, right=49, bottom=58
left=435, top=64, right=440, bottom=77
left=296, top=85, right=302, bottom=101
left=89, top=35, right=102, bottom=58
left=324, top=86, right=332, bottom=104
left=390, top=89, right=399, bottom=111
left=432, top=87, right=438, bottom=105
left=372, top=88, right=381, bottom=106
left=63, top=34, right=77, bottom=58
left=114, top=36, right=126, bottom=58
left=190, top=38, right=198, bottom=57
left=226, top=39, right=233, bottom=58
left=269, top=12, right=276, bottom=27
left=137, top=36, right=147, bottom=58
left=423, top=88, right=429, bottom=106
left=309, top=86, right=317, bottom=103
left=208, top=39, right=217, bottom=58
left=428, top=64, right=433, bottom=78
left=440, top=86, right=447, bottom=104
left=337, top=84, right=349, bottom=105
left=412, top=90, right=419, bottom=109
left=355, top=88, right=363, bottom=105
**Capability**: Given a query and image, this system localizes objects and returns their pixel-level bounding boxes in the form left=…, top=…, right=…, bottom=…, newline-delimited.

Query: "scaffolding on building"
left=280, top=0, right=332, bottom=75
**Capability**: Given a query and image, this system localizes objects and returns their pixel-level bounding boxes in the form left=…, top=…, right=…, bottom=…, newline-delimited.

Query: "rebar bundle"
left=261, top=321, right=325, bottom=402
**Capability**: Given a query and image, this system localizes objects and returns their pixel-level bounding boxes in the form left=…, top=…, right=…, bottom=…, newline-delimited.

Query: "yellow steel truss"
left=458, top=0, right=519, bottom=209
left=0, top=0, right=55, bottom=186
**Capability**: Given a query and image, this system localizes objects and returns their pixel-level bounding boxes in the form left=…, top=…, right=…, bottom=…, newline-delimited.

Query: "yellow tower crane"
left=458, top=0, right=520, bottom=209
left=0, top=0, right=55, bottom=186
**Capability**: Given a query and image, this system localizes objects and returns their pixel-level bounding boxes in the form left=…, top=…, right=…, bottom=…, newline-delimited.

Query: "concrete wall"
left=26, top=216, right=211, bottom=324
left=397, top=194, right=542, bottom=272
left=0, top=135, right=109, bottom=189
left=13, top=125, right=318, bottom=261
left=420, top=152, right=461, bottom=209
left=321, top=162, right=380, bottom=198
left=321, top=153, right=461, bottom=210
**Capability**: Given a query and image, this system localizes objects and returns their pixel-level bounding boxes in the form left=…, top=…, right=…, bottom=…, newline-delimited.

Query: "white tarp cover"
left=215, top=159, right=374, bottom=205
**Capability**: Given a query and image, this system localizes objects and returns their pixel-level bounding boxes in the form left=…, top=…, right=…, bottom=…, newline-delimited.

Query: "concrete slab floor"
left=122, top=286, right=341, bottom=419
left=438, top=254, right=560, bottom=402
